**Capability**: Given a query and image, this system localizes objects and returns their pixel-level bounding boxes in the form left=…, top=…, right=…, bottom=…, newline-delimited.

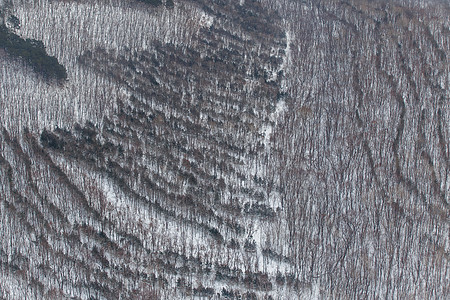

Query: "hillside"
left=0, top=0, right=448, bottom=299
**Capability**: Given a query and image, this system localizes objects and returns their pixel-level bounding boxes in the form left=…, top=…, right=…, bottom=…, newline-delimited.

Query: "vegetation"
left=0, top=24, right=67, bottom=81
left=135, top=0, right=173, bottom=8
left=136, top=0, right=163, bottom=6
left=165, top=0, right=174, bottom=8
left=7, top=15, right=20, bottom=29
left=0, top=0, right=448, bottom=299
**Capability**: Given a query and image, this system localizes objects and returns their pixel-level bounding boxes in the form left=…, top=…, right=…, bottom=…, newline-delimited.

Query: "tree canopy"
left=137, top=0, right=163, bottom=6
left=0, top=24, right=67, bottom=82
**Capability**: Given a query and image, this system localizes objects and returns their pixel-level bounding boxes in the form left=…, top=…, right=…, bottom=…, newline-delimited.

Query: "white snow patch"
left=199, top=11, right=214, bottom=28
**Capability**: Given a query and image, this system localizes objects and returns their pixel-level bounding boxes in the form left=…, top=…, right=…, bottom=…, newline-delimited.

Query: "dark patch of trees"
left=8, top=15, right=20, bottom=29
left=136, top=0, right=163, bottom=6
left=165, top=0, right=174, bottom=8
left=135, top=0, right=173, bottom=8
left=40, top=129, right=65, bottom=151
left=0, top=24, right=67, bottom=81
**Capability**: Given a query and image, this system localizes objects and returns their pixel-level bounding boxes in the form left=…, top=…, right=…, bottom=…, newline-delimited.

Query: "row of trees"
left=137, top=0, right=174, bottom=8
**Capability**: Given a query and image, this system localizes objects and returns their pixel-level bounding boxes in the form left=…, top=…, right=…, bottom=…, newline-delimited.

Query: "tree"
left=7, top=15, right=20, bottom=30
left=137, top=0, right=163, bottom=7
left=165, top=0, right=174, bottom=8
left=0, top=24, right=67, bottom=81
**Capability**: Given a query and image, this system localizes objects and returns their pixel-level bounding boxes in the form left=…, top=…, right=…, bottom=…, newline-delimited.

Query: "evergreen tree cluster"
left=136, top=0, right=162, bottom=6
left=136, top=0, right=174, bottom=8
left=0, top=24, right=67, bottom=81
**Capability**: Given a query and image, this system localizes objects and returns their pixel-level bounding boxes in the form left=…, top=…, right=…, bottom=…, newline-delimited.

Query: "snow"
left=199, top=11, right=214, bottom=28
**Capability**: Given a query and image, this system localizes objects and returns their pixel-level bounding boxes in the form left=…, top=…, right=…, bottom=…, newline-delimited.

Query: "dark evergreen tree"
left=0, top=24, right=67, bottom=81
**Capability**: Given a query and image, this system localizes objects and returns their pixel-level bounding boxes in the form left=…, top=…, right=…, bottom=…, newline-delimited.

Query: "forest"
left=0, top=0, right=448, bottom=299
